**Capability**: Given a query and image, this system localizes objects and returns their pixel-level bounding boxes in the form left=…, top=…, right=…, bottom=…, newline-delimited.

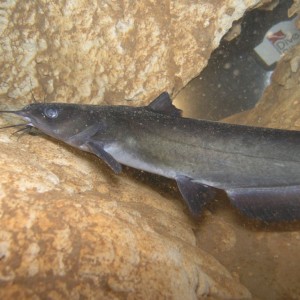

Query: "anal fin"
left=226, top=186, right=300, bottom=222
left=175, top=175, right=216, bottom=216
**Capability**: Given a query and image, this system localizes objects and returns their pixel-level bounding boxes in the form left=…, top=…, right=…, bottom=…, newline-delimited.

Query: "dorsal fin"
left=147, top=92, right=182, bottom=117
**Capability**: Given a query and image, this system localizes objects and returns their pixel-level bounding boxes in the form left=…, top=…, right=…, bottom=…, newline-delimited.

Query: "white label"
left=254, top=16, right=300, bottom=66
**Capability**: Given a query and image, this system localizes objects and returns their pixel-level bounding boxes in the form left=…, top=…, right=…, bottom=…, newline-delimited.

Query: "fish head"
left=0, top=103, right=104, bottom=142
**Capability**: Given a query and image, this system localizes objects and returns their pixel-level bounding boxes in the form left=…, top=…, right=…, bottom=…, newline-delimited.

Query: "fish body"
left=1, top=92, right=300, bottom=221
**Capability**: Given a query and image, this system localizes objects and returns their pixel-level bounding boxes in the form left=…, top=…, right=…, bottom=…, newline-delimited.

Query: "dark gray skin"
left=1, top=92, right=300, bottom=221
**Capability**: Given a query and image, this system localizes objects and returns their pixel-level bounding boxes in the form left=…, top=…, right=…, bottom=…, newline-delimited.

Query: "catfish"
left=1, top=92, right=300, bottom=222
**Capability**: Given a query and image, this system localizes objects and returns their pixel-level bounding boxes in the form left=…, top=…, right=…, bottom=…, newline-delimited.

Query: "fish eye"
left=44, top=107, right=59, bottom=119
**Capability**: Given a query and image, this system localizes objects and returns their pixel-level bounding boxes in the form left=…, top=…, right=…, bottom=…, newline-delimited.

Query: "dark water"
left=173, top=0, right=293, bottom=121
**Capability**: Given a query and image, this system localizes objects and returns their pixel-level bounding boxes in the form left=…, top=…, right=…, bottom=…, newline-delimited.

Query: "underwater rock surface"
left=0, top=0, right=299, bottom=299
left=0, top=0, right=262, bottom=106
left=2, top=45, right=300, bottom=300
left=0, top=133, right=250, bottom=299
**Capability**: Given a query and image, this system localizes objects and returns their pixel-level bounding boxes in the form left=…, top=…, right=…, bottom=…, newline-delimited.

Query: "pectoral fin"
left=86, top=141, right=122, bottom=174
left=67, top=124, right=103, bottom=145
left=226, top=186, right=300, bottom=222
left=175, top=175, right=216, bottom=216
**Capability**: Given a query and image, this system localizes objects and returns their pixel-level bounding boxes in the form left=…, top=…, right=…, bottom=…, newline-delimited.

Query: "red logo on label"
left=267, top=30, right=286, bottom=44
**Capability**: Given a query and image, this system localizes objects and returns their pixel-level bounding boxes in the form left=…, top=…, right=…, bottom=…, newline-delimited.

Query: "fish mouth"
left=0, top=110, right=33, bottom=129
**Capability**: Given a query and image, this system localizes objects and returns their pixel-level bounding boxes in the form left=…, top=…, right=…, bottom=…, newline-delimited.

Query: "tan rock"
left=0, top=0, right=263, bottom=107
left=0, top=131, right=250, bottom=299
left=2, top=0, right=297, bottom=299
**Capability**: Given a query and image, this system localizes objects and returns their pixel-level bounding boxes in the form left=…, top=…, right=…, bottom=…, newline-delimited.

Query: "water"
left=173, top=0, right=293, bottom=121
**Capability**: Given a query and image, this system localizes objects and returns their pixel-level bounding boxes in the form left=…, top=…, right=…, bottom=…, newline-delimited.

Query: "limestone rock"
left=1, top=0, right=293, bottom=299
left=0, top=0, right=263, bottom=107
left=0, top=131, right=250, bottom=299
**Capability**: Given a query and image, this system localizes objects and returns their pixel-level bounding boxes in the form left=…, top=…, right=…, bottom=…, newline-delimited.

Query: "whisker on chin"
left=11, top=125, right=33, bottom=139
left=0, top=123, right=34, bottom=139
left=0, top=123, right=29, bottom=130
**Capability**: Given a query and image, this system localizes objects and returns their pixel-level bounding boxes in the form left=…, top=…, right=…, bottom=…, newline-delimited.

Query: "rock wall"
left=1, top=0, right=263, bottom=107
left=0, top=127, right=250, bottom=299
left=1, top=0, right=299, bottom=299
